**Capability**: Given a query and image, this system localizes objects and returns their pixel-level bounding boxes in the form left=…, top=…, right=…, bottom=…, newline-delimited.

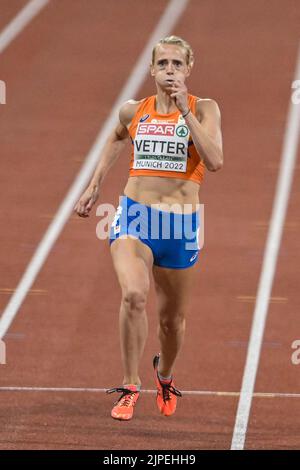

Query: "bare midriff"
left=124, top=176, right=200, bottom=213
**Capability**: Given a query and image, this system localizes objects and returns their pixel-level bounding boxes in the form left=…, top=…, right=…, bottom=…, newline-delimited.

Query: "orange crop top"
left=128, top=94, right=205, bottom=185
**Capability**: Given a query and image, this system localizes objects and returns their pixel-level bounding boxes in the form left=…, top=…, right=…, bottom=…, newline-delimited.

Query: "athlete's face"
left=150, top=44, right=191, bottom=92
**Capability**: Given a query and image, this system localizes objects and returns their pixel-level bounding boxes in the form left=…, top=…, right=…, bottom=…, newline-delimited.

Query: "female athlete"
left=74, top=36, right=223, bottom=421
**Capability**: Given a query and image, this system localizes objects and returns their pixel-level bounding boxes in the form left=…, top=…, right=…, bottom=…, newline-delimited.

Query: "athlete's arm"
left=170, top=81, right=223, bottom=172
left=184, top=99, right=223, bottom=172
left=74, top=100, right=138, bottom=217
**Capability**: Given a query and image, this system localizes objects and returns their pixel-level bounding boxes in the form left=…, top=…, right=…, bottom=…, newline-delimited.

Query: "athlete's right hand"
left=74, top=184, right=99, bottom=217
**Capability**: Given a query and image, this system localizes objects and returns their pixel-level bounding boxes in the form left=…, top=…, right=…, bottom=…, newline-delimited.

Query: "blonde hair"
left=151, top=35, right=194, bottom=67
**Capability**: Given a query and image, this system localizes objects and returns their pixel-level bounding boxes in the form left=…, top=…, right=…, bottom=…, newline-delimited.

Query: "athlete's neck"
left=154, top=88, right=178, bottom=114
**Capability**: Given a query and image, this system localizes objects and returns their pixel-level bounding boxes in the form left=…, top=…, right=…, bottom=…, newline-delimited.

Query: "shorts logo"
left=140, top=114, right=150, bottom=122
left=176, top=125, right=189, bottom=138
left=189, top=252, right=198, bottom=263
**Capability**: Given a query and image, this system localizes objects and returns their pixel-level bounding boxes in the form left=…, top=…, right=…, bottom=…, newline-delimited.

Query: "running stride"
left=75, top=36, right=223, bottom=420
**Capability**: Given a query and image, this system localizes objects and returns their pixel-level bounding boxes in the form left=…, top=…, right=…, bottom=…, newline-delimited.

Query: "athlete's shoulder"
left=119, top=98, right=150, bottom=127
left=119, top=99, right=141, bottom=127
left=195, top=98, right=221, bottom=120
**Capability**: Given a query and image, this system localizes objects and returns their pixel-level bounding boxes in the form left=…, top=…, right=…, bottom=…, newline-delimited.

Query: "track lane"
left=245, top=159, right=300, bottom=449
left=0, top=1, right=28, bottom=31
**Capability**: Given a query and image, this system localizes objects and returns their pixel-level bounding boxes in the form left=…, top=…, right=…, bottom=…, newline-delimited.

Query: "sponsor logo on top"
left=139, top=114, right=150, bottom=122
left=137, top=122, right=175, bottom=136
left=176, top=125, right=189, bottom=137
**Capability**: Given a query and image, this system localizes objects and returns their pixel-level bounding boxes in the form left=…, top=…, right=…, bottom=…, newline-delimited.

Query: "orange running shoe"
left=153, top=354, right=182, bottom=417
left=106, top=385, right=140, bottom=421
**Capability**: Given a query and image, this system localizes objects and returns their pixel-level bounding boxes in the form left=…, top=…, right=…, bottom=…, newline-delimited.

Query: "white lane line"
left=0, top=0, right=49, bottom=54
left=231, top=45, right=300, bottom=451
left=0, top=386, right=300, bottom=399
left=0, top=0, right=190, bottom=339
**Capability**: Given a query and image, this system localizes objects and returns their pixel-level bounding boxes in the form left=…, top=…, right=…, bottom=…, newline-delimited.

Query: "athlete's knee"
left=159, top=311, right=185, bottom=333
left=122, top=287, right=148, bottom=315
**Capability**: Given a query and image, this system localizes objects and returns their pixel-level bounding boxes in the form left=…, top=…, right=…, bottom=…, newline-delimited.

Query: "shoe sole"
left=111, top=414, right=133, bottom=421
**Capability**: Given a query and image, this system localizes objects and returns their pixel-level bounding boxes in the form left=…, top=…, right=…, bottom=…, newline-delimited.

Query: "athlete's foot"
left=153, top=354, right=182, bottom=416
left=106, top=385, right=140, bottom=421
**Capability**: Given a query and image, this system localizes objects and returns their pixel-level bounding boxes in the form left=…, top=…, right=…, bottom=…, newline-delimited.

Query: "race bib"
left=133, top=121, right=189, bottom=173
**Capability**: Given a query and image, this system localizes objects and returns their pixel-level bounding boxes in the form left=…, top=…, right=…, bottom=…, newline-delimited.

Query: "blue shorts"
left=109, top=195, right=201, bottom=269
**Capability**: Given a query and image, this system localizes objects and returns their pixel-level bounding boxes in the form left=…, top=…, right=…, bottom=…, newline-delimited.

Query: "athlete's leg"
left=110, top=236, right=153, bottom=386
left=152, top=264, right=197, bottom=378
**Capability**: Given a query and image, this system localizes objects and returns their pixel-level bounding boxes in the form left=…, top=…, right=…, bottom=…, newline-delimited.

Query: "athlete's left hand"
left=170, top=80, right=189, bottom=115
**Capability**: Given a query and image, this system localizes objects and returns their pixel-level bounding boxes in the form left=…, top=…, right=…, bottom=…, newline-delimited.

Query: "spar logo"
left=0, top=80, right=6, bottom=104
left=176, top=125, right=188, bottom=138
left=137, top=122, right=175, bottom=136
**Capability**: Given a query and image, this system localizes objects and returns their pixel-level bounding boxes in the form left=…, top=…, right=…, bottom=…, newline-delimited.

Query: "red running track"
left=0, top=0, right=300, bottom=449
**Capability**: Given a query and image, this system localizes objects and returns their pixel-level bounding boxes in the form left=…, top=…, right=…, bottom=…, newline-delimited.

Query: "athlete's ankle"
left=123, top=379, right=141, bottom=389
left=156, top=356, right=173, bottom=381
left=158, top=372, right=172, bottom=383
